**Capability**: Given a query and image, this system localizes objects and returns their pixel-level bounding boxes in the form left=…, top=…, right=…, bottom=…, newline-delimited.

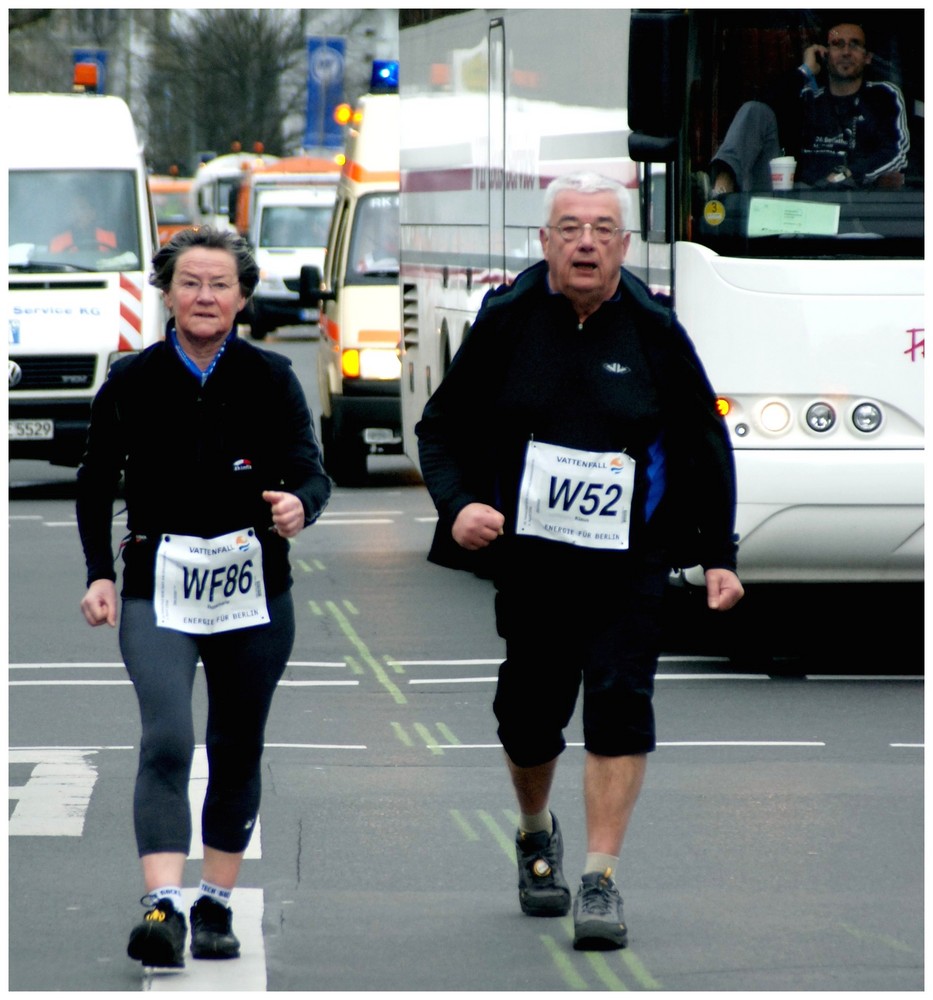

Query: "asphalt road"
left=7, top=328, right=924, bottom=991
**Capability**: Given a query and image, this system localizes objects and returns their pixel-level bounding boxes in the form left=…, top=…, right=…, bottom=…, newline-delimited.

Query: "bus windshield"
left=9, top=169, right=143, bottom=272
left=685, top=11, right=923, bottom=260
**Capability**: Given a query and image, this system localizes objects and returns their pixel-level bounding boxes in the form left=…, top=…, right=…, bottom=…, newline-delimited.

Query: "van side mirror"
left=299, top=265, right=334, bottom=306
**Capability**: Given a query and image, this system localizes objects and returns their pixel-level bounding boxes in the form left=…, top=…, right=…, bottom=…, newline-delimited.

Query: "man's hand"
left=81, top=578, right=118, bottom=627
left=705, top=568, right=745, bottom=612
left=452, top=502, right=505, bottom=550
left=803, top=43, right=827, bottom=75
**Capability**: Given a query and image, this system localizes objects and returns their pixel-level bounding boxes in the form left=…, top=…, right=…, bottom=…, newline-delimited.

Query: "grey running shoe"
left=190, top=896, right=241, bottom=959
left=515, top=812, right=571, bottom=916
left=573, top=869, right=628, bottom=950
left=127, top=896, right=187, bottom=968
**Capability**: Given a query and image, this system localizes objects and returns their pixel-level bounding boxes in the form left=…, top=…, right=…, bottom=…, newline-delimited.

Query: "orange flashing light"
left=715, top=397, right=732, bottom=418
left=333, top=103, right=353, bottom=126
left=343, top=162, right=401, bottom=185
left=73, top=62, right=98, bottom=92
left=341, top=349, right=361, bottom=379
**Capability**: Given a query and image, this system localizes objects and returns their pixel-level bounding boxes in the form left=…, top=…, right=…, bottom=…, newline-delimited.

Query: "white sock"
left=198, top=879, right=232, bottom=908
left=519, top=808, right=553, bottom=836
left=149, top=885, right=184, bottom=909
left=584, top=853, right=619, bottom=879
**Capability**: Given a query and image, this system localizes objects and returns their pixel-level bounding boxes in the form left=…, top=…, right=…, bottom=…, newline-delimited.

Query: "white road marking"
left=9, top=748, right=99, bottom=836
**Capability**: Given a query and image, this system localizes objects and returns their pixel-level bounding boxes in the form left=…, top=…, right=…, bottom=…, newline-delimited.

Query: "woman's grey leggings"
left=120, top=591, right=295, bottom=856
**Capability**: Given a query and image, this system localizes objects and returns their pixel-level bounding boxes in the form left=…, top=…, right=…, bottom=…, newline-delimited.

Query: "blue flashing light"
left=370, top=59, right=399, bottom=93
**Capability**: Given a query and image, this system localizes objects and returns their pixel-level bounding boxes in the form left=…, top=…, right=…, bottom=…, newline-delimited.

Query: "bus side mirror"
left=299, top=265, right=334, bottom=306
left=627, top=10, right=687, bottom=243
left=627, top=10, right=687, bottom=142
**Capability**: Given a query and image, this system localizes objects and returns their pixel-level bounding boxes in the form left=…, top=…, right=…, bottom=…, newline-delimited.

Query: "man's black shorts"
left=492, top=567, right=666, bottom=767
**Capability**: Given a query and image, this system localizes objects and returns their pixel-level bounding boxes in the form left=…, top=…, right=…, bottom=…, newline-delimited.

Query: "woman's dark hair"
left=149, top=226, right=260, bottom=298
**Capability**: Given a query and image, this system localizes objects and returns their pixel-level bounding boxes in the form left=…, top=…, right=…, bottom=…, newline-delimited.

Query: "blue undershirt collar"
left=168, top=325, right=236, bottom=386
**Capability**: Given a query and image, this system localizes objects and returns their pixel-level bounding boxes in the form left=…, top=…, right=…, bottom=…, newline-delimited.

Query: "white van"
left=248, top=184, right=337, bottom=339
left=7, top=90, right=165, bottom=466
left=300, top=60, right=401, bottom=485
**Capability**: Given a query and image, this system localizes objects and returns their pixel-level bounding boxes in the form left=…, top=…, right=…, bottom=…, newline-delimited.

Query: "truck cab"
left=248, top=184, right=337, bottom=339
left=7, top=88, right=164, bottom=467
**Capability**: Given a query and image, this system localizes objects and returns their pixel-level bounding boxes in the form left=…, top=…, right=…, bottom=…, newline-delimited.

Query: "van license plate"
left=9, top=419, right=54, bottom=440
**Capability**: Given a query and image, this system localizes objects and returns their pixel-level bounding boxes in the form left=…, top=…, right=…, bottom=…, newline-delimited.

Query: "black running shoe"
left=190, top=896, right=241, bottom=959
left=515, top=812, right=571, bottom=916
left=573, top=869, right=628, bottom=950
left=127, top=896, right=187, bottom=968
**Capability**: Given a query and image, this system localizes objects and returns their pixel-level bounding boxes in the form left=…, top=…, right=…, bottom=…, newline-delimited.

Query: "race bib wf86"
left=516, top=440, right=636, bottom=550
left=154, top=528, right=270, bottom=634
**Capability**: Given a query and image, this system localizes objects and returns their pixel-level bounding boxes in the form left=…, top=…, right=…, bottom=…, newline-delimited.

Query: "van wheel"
left=250, top=323, right=270, bottom=341
left=320, top=413, right=368, bottom=486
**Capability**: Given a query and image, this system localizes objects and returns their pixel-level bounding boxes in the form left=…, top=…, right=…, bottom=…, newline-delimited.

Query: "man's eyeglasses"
left=548, top=222, right=622, bottom=244
left=828, top=38, right=866, bottom=52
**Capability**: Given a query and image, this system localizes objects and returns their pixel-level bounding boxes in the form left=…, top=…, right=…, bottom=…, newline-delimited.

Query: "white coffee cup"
left=770, top=156, right=796, bottom=191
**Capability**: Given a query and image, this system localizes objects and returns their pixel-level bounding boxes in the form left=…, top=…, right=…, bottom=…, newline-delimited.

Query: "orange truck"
left=148, top=174, right=194, bottom=244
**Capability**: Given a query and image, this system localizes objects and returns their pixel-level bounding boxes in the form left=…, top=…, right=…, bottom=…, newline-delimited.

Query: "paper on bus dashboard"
left=747, top=198, right=840, bottom=237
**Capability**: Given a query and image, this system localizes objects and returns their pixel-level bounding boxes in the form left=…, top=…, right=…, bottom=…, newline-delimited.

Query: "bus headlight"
left=806, top=402, right=836, bottom=432
left=759, top=400, right=791, bottom=433
left=852, top=401, right=883, bottom=433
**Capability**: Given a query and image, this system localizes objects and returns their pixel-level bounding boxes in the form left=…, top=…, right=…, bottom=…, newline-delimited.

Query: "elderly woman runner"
left=77, top=227, right=332, bottom=968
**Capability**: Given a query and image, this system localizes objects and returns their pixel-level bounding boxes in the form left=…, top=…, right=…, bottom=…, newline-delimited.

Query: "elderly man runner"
left=416, top=172, right=744, bottom=950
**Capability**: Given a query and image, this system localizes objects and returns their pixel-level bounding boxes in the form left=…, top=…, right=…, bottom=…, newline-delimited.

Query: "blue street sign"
left=305, top=37, right=346, bottom=150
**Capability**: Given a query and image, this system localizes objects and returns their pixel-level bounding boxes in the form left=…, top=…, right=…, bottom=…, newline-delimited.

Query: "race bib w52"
left=516, top=440, right=635, bottom=550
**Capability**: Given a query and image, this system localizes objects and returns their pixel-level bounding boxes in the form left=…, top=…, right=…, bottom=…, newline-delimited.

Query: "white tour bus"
left=399, top=8, right=924, bottom=586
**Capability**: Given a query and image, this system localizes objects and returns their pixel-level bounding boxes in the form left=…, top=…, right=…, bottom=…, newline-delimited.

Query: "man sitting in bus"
left=709, top=20, right=910, bottom=196
left=50, top=192, right=118, bottom=253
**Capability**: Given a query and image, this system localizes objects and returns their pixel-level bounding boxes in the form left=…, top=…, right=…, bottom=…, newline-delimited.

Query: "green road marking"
left=311, top=558, right=326, bottom=570
left=435, top=722, right=461, bottom=745
left=383, top=655, right=406, bottom=675
left=449, top=808, right=480, bottom=841
left=476, top=810, right=515, bottom=858
left=295, top=558, right=312, bottom=574
left=341, top=599, right=359, bottom=615
left=391, top=722, right=414, bottom=747
left=559, top=902, right=663, bottom=990
left=585, top=950, right=628, bottom=991
left=557, top=919, right=638, bottom=991
left=343, top=654, right=365, bottom=676
left=620, top=950, right=664, bottom=989
left=326, top=601, right=406, bottom=704
left=840, top=922, right=914, bottom=953
left=538, top=933, right=589, bottom=990
left=414, top=722, right=444, bottom=755
left=306, top=601, right=324, bottom=616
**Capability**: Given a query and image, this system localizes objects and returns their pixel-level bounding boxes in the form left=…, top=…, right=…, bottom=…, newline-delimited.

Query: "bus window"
left=686, top=11, right=923, bottom=258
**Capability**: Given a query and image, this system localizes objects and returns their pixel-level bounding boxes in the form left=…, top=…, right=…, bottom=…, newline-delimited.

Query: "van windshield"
left=346, top=192, right=399, bottom=282
left=259, top=204, right=333, bottom=249
left=9, top=170, right=144, bottom=272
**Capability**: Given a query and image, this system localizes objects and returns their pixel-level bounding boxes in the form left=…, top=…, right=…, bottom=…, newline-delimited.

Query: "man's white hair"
left=544, top=172, right=629, bottom=228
